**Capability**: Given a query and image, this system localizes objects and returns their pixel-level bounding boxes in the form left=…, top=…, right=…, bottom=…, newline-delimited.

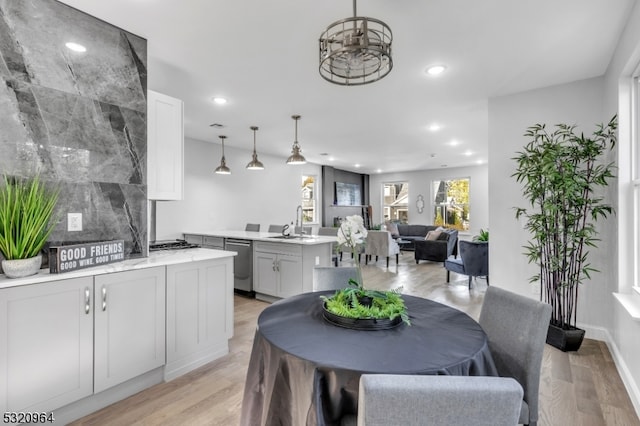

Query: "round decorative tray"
left=322, top=303, right=403, bottom=331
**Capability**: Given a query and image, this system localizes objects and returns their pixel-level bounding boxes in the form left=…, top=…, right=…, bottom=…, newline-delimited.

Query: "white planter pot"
left=1, top=254, right=43, bottom=278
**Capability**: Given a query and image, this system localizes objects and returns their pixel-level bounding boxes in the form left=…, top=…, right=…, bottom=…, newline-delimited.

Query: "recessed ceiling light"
left=354, top=164, right=361, bottom=168
left=65, top=42, right=86, bottom=52
left=449, top=139, right=459, bottom=146
left=426, top=65, right=446, bottom=76
left=476, top=159, right=484, bottom=165
left=428, top=123, right=441, bottom=131
left=376, top=169, right=382, bottom=173
left=464, top=150, right=473, bottom=156
left=212, top=97, right=227, bottom=105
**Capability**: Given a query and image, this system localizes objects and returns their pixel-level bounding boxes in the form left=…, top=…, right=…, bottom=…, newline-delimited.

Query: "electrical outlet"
left=67, top=213, right=82, bottom=231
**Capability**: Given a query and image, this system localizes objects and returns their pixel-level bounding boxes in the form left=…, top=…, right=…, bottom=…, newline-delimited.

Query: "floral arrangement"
left=321, top=215, right=410, bottom=326
left=336, top=215, right=367, bottom=287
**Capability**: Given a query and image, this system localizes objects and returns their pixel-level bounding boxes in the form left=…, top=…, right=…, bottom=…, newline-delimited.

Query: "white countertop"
left=0, top=248, right=235, bottom=289
left=186, top=230, right=336, bottom=245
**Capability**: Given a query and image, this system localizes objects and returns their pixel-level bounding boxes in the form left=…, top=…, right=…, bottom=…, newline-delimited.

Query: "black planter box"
left=546, top=323, right=585, bottom=352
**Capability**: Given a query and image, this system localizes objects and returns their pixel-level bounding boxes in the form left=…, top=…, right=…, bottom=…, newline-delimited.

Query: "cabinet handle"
left=276, top=260, right=280, bottom=272
left=84, top=287, right=91, bottom=314
left=272, top=260, right=276, bottom=271
left=101, top=286, right=107, bottom=311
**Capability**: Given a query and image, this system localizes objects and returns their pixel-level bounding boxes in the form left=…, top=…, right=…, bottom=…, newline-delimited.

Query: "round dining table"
left=240, top=290, right=498, bottom=426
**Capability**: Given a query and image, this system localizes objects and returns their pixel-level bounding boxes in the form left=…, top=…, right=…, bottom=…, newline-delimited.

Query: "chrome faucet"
left=296, top=205, right=303, bottom=236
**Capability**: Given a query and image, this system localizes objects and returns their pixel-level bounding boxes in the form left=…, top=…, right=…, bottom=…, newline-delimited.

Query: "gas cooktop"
left=149, top=239, right=200, bottom=251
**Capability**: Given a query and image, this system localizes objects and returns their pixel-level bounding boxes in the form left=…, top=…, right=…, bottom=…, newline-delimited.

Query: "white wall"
left=155, top=137, right=321, bottom=239
left=368, top=165, right=489, bottom=236
left=488, top=77, right=606, bottom=316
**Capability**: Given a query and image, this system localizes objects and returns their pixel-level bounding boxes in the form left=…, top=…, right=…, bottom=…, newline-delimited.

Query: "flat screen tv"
left=335, top=182, right=361, bottom=206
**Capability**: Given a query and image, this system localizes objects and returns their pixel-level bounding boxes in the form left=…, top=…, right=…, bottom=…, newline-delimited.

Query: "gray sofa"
left=393, top=224, right=436, bottom=247
left=414, top=229, right=458, bottom=263
left=389, top=224, right=458, bottom=263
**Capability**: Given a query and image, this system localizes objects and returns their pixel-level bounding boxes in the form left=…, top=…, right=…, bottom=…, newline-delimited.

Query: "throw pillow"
left=425, top=230, right=442, bottom=240
left=385, top=221, right=399, bottom=238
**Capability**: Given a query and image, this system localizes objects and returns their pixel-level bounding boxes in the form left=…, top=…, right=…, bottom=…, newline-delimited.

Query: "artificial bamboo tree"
left=512, top=116, right=616, bottom=344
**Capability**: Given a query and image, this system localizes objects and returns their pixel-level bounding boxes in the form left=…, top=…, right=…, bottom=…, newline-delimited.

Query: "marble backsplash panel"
left=0, top=0, right=147, bottom=257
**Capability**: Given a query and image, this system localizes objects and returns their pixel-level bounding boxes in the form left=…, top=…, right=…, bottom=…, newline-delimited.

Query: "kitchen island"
left=184, top=230, right=335, bottom=302
left=0, top=248, right=235, bottom=424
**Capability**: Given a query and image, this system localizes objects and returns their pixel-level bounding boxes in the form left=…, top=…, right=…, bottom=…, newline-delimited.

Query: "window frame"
left=382, top=182, right=409, bottom=224
left=301, top=174, right=318, bottom=225
left=632, top=74, right=640, bottom=289
left=430, top=177, right=470, bottom=231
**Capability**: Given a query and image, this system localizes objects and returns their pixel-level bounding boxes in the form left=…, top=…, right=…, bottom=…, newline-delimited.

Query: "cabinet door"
left=148, top=90, right=184, bottom=200
left=277, top=255, right=303, bottom=298
left=254, top=251, right=278, bottom=296
left=94, top=267, right=166, bottom=393
left=166, top=258, right=233, bottom=379
left=0, top=277, right=93, bottom=412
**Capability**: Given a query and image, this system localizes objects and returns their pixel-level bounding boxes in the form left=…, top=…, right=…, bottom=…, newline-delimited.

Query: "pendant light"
left=286, top=115, right=306, bottom=165
left=214, top=135, right=231, bottom=174
left=246, top=126, right=265, bottom=170
left=319, top=0, right=393, bottom=86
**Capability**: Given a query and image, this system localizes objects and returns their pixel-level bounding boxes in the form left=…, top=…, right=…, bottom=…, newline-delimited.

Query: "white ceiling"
left=59, top=0, right=635, bottom=174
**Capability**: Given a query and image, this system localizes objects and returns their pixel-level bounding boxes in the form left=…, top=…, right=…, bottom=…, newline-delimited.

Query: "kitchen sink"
left=268, top=235, right=314, bottom=240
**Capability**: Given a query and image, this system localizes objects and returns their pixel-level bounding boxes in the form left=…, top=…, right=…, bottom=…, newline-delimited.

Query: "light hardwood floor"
left=71, top=252, right=639, bottom=426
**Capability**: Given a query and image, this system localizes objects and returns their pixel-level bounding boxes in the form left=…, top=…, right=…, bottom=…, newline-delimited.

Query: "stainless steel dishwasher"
left=224, top=238, right=254, bottom=297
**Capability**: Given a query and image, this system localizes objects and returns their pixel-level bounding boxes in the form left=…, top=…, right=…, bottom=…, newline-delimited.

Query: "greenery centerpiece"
left=0, top=175, right=59, bottom=278
left=512, top=116, right=616, bottom=351
left=321, top=215, right=410, bottom=328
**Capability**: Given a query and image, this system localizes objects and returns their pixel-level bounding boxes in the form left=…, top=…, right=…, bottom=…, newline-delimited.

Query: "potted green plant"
left=512, top=116, right=617, bottom=351
left=0, top=175, right=59, bottom=278
left=472, top=228, right=489, bottom=242
left=320, top=215, right=410, bottom=328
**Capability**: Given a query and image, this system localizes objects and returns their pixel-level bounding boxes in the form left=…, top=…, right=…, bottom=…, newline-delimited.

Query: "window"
left=383, top=182, right=409, bottom=223
left=432, top=178, right=470, bottom=231
left=633, top=76, right=640, bottom=287
left=301, top=175, right=316, bottom=224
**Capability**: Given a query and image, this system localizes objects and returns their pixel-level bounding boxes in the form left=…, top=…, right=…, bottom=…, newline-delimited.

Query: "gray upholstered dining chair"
left=245, top=223, right=260, bottom=232
left=479, top=286, right=552, bottom=426
left=313, top=266, right=359, bottom=291
left=268, top=224, right=284, bottom=233
left=363, top=230, right=400, bottom=268
left=342, top=374, right=523, bottom=426
left=444, top=240, right=488, bottom=289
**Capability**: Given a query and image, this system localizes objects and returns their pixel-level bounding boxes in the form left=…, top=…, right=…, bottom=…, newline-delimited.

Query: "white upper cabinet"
left=147, top=90, right=184, bottom=200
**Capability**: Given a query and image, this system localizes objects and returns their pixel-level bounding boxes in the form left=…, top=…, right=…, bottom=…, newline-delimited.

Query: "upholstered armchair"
left=414, top=228, right=458, bottom=263
left=364, top=230, right=400, bottom=267
left=444, top=240, right=489, bottom=289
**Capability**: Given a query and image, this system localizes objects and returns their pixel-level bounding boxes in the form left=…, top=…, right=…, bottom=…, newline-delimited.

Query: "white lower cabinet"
left=94, top=267, right=166, bottom=393
left=0, top=277, right=94, bottom=413
left=0, top=267, right=166, bottom=412
left=165, top=258, right=234, bottom=380
left=254, top=243, right=303, bottom=298
left=0, top=256, right=234, bottom=420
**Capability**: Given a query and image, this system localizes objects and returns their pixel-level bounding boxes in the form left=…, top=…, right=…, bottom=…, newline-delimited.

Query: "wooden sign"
left=49, top=240, right=125, bottom=273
